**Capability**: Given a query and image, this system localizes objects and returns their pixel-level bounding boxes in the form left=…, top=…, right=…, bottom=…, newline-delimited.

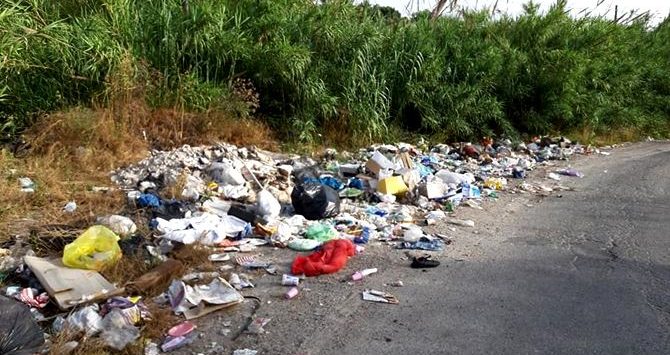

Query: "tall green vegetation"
left=1, top=0, right=669, bottom=142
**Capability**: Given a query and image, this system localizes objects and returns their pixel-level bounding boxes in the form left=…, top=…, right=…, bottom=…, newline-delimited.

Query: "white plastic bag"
left=96, top=215, right=137, bottom=237
left=257, top=190, right=280, bottom=218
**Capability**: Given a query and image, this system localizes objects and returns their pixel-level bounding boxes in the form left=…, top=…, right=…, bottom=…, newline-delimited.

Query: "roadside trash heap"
left=1, top=136, right=590, bottom=353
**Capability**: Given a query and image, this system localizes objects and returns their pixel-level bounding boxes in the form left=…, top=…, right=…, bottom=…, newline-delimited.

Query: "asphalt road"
left=295, top=142, right=670, bottom=355
left=183, top=142, right=670, bottom=355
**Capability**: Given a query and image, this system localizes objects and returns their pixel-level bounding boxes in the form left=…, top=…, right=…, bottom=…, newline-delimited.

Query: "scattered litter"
left=448, top=219, right=475, bottom=228
left=233, top=349, right=258, bottom=355
left=397, top=238, right=444, bottom=251
left=282, top=274, right=300, bottom=286
left=547, top=172, right=562, bottom=181
left=362, top=290, right=399, bottom=304
left=352, top=268, right=378, bottom=281
left=161, top=331, right=198, bottom=352
left=0, top=296, right=44, bottom=353
left=96, top=215, right=137, bottom=237
left=208, top=253, right=231, bottom=262
left=168, top=278, right=243, bottom=320
left=63, top=201, right=77, bottom=213
left=62, top=225, right=122, bottom=271
left=246, top=317, right=271, bottom=334
left=24, top=256, right=123, bottom=310
left=168, top=321, right=196, bottom=337
left=284, top=287, right=299, bottom=299
left=291, top=239, right=355, bottom=277
left=18, top=177, right=35, bottom=193
left=557, top=168, right=584, bottom=177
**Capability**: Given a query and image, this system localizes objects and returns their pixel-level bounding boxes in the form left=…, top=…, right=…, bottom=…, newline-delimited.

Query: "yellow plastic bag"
left=62, top=225, right=122, bottom=271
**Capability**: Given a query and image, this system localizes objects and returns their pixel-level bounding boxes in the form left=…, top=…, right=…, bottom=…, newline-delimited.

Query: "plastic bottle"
left=351, top=268, right=378, bottom=281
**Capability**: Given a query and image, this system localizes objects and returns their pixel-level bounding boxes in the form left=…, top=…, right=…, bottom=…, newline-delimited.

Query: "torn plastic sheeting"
left=96, top=215, right=137, bottom=237
left=157, top=213, right=251, bottom=245
left=220, top=185, right=250, bottom=200
left=167, top=278, right=244, bottom=319
left=66, top=304, right=104, bottom=336
left=100, top=308, right=140, bottom=351
left=435, top=170, right=474, bottom=185
left=209, top=161, right=246, bottom=186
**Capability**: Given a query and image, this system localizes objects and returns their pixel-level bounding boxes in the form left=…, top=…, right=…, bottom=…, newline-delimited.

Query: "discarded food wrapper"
left=235, top=255, right=271, bottom=269
left=362, top=290, right=399, bottom=304
left=246, top=317, right=271, bottom=334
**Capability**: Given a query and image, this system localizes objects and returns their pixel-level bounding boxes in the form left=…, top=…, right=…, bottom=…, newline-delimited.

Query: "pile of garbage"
left=1, top=136, right=591, bottom=353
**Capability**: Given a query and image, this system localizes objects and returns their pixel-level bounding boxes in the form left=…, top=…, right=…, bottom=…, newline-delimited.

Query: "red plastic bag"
left=291, top=239, right=355, bottom=276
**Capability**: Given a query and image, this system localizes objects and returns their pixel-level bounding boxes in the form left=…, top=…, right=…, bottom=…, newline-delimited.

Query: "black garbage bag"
left=291, top=183, right=340, bottom=220
left=0, top=296, right=44, bottom=355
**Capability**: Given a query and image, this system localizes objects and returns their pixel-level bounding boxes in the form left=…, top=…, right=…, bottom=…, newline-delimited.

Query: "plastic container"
left=351, top=268, right=378, bottom=281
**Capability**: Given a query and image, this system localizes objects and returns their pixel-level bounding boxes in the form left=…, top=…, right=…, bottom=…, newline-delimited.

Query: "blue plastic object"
left=137, top=193, right=161, bottom=208
left=303, top=176, right=344, bottom=191
left=353, top=227, right=371, bottom=244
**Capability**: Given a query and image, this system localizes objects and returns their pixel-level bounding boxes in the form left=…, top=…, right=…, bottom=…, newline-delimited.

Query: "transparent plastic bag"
left=62, top=225, right=121, bottom=271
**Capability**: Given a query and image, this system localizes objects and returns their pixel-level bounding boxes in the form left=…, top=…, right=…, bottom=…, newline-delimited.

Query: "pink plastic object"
left=168, top=321, right=196, bottom=337
left=285, top=287, right=299, bottom=299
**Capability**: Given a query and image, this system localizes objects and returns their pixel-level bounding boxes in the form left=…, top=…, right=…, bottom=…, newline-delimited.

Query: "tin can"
left=282, top=274, right=300, bottom=286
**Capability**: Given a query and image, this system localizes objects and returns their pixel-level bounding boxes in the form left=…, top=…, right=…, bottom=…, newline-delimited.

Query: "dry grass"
left=101, top=253, right=152, bottom=289
left=0, top=96, right=278, bottom=243
left=170, top=244, right=216, bottom=273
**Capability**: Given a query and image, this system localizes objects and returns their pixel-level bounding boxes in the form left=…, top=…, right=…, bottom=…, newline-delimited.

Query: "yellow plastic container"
left=378, top=176, right=409, bottom=196
left=62, top=225, right=122, bottom=271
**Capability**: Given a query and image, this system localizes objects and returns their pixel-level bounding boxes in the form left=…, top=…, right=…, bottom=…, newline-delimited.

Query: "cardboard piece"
left=398, top=152, right=414, bottom=169
left=419, top=181, right=448, bottom=199
left=365, top=151, right=395, bottom=177
left=24, top=256, right=124, bottom=310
